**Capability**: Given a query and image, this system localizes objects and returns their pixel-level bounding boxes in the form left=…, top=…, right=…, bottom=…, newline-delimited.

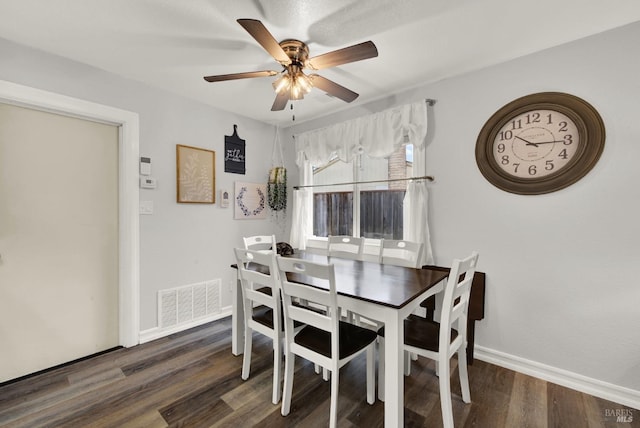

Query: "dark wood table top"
left=278, top=251, right=449, bottom=309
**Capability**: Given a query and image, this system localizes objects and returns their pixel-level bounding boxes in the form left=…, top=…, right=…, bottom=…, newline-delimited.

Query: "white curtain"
left=290, top=101, right=432, bottom=256
left=289, top=151, right=313, bottom=249
left=295, top=101, right=428, bottom=164
left=403, top=142, right=434, bottom=265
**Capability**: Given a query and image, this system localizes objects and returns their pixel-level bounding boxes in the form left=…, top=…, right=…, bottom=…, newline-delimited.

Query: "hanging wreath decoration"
left=236, top=185, right=266, bottom=217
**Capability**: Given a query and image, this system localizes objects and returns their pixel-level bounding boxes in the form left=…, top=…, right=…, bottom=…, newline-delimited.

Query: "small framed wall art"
left=176, top=144, right=215, bottom=203
left=234, top=181, right=267, bottom=219
left=224, top=125, right=246, bottom=174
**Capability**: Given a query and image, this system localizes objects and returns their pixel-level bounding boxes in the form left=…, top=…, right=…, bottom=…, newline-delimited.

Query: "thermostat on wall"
left=140, top=177, right=157, bottom=189
left=140, top=156, right=151, bottom=175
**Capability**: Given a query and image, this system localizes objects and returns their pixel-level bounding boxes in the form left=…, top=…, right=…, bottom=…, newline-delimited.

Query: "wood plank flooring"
left=0, top=317, right=637, bottom=427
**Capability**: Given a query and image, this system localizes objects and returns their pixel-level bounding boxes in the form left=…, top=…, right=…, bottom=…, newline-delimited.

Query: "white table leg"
left=384, top=310, right=404, bottom=427
left=232, top=275, right=244, bottom=356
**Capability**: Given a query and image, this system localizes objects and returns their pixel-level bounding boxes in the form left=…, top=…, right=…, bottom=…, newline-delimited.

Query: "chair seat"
left=252, top=305, right=303, bottom=330
left=295, top=322, right=377, bottom=359
left=378, top=314, right=458, bottom=353
left=252, top=305, right=276, bottom=329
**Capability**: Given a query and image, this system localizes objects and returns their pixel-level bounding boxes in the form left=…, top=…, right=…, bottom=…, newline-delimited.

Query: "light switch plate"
left=139, top=200, right=154, bottom=215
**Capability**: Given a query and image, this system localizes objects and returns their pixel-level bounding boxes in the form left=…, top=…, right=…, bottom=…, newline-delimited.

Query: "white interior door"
left=0, top=103, right=119, bottom=382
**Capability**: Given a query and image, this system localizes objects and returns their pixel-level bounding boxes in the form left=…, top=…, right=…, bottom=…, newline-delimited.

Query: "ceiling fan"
left=203, top=19, right=378, bottom=111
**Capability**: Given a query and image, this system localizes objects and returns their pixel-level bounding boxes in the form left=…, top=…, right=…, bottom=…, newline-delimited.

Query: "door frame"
left=0, top=79, right=140, bottom=347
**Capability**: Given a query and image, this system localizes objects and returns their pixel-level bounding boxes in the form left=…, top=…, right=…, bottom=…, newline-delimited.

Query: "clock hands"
left=523, top=140, right=566, bottom=147
left=515, top=135, right=564, bottom=147
left=515, top=135, right=534, bottom=145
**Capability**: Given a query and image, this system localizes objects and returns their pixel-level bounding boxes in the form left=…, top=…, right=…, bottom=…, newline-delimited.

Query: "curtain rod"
left=293, top=175, right=434, bottom=190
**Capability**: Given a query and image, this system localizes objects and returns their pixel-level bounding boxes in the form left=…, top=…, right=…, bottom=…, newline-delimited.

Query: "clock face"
left=475, top=92, right=605, bottom=195
left=492, top=109, right=580, bottom=179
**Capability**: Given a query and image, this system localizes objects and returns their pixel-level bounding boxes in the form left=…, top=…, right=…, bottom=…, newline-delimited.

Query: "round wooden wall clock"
left=475, top=92, right=605, bottom=195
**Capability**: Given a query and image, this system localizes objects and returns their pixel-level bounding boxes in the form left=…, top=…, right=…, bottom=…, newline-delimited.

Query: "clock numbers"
left=526, top=112, right=541, bottom=124
left=476, top=92, right=605, bottom=195
left=499, top=130, right=512, bottom=141
left=492, top=109, right=579, bottom=179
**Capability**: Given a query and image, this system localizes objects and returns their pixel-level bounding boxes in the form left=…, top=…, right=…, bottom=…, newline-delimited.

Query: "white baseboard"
left=474, top=345, right=640, bottom=410
left=139, top=306, right=232, bottom=344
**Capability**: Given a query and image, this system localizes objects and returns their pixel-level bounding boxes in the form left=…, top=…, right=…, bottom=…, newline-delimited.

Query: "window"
left=312, top=144, right=413, bottom=239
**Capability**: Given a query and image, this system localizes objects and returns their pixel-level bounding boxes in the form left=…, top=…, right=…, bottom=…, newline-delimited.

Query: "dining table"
left=232, top=250, right=450, bottom=427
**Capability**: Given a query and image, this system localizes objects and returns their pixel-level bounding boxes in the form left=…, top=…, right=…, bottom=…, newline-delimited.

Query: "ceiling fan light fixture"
left=272, top=73, right=291, bottom=93
left=296, top=72, right=312, bottom=94
left=273, top=69, right=312, bottom=101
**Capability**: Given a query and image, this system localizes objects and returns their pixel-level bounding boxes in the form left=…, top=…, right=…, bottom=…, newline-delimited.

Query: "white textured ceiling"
left=1, top=0, right=639, bottom=127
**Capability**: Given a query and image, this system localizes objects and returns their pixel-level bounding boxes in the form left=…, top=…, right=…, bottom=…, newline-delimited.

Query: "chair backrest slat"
left=234, top=248, right=280, bottom=330
left=276, top=256, right=338, bottom=337
left=243, top=235, right=276, bottom=252
left=328, top=235, right=364, bottom=260
left=439, top=252, right=479, bottom=351
left=379, top=239, right=424, bottom=268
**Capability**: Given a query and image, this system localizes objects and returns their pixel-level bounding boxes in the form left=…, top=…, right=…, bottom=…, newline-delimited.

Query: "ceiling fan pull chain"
left=291, top=103, right=295, bottom=121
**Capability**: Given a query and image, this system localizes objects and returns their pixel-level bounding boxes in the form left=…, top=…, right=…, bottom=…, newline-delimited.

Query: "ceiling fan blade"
left=237, top=19, right=291, bottom=64
left=310, top=75, right=359, bottom=103
left=306, top=41, right=378, bottom=70
left=203, top=70, right=277, bottom=82
left=271, top=91, right=289, bottom=111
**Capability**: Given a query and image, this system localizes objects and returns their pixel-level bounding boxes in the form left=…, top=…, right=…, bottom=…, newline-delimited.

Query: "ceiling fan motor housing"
left=279, top=39, right=309, bottom=66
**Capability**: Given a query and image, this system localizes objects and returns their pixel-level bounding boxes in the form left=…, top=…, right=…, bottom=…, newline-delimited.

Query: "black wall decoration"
left=224, top=124, right=246, bottom=174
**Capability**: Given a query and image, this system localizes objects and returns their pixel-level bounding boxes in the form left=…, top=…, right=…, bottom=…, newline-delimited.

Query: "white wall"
left=0, top=38, right=283, bottom=331
left=284, top=22, right=640, bottom=401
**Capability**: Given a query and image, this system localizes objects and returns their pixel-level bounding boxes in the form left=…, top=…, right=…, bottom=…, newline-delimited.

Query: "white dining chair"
left=377, top=251, right=479, bottom=428
left=233, top=247, right=284, bottom=404
left=379, top=239, right=424, bottom=268
left=305, top=237, right=329, bottom=255
left=243, top=234, right=276, bottom=252
left=354, top=239, right=424, bottom=329
left=276, top=256, right=377, bottom=428
left=327, top=235, right=364, bottom=260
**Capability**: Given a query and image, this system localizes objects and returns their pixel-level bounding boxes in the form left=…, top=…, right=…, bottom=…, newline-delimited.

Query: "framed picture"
left=176, top=144, right=215, bottom=204
left=234, top=181, right=267, bottom=219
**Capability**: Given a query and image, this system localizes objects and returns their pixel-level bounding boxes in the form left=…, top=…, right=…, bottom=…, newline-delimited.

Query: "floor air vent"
left=158, top=279, right=221, bottom=328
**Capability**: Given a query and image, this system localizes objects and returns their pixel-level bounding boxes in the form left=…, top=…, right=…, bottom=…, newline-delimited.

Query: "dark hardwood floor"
left=0, top=317, right=637, bottom=427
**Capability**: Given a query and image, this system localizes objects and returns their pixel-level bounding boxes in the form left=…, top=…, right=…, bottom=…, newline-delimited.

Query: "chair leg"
left=366, top=344, right=375, bottom=404
left=438, top=356, right=454, bottom=428
left=329, top=367, right=339, bottom=428
left=377, top=336, right=385, bottom=402
left=314, top=363, right=330, bottom=381
left=242, top=327, right=252, bottom=380
left=272, top=337, right=282, bottom=404
left=281, top=352, right=295, bottom=416
left=404, top=350, right=411, bottom=376
left=458, top=348, right=471, bottom=403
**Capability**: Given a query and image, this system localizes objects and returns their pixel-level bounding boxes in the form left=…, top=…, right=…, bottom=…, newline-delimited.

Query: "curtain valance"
left=294, top=101, right=428, bottom=166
